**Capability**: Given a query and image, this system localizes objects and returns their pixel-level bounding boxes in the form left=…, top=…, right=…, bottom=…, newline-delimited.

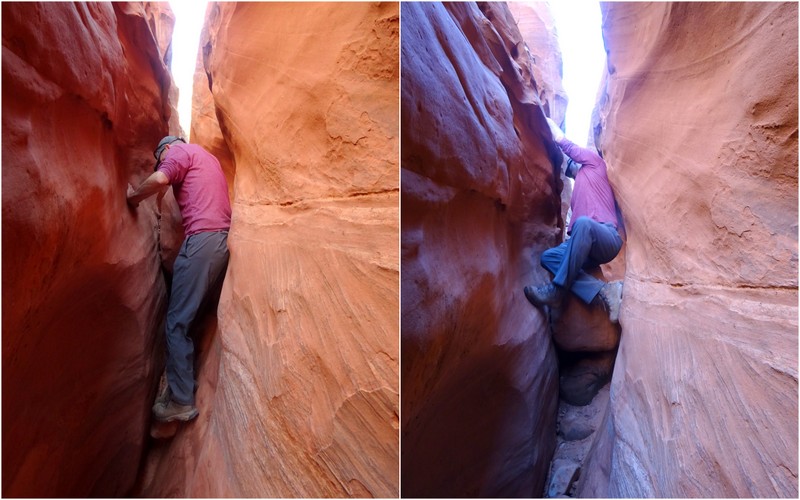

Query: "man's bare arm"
left=127, top=171, right=170, bottom=208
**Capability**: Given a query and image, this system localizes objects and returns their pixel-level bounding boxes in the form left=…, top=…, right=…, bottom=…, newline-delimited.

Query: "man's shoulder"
left=178, top=142, right=216, bottom=159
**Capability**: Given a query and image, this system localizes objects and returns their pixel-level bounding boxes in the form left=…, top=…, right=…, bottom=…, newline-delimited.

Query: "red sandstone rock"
left=2, top=2, right=181, bottom=496
left=509, top=2, right=574, bottom=234
left=135, top=3, right=399, bottom=497
left=189, top=9, right=235, bottom=193
left=551, top=268, right=620, bottom=352
left=401, top=2, right=565, bottom=496
left=576, top=3, right=798, bottom=497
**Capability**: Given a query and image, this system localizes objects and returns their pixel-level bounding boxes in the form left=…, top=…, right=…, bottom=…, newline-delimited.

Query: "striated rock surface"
left=136, top=2, right=399, bottom=497
left=2, top=2, right=181, bottom=496
left=401, top=2, right=565, bottom=496
left=577, top=3, right=798, bottom=497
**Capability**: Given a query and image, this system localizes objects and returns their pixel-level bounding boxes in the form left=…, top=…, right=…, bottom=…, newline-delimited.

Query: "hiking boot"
left=524, top=282, right=565, bottom=308
left=153, top=398, right=199, bottom=422
left=597, top=281, right=623, bottom=323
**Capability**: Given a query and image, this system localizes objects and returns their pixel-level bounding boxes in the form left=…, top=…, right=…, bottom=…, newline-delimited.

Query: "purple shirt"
left=158, top=143, right=231, bottom=237
left=556, top=137, right=618, bottom=234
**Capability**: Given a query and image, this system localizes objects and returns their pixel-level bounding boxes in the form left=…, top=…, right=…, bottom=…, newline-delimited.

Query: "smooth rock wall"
left=401, top=2, right=565, bottom=496
left=578, top=3, right=798, bottom=496
left=2, top=2, right=181, bottom=496
left=136, top=3, right=399, bottom=497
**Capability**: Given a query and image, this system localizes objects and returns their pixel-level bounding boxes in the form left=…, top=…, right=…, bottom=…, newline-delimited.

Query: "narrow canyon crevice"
left=4, top=1, right=797, bottom=498
left=135, top=2, right=401, bottom=497
left=4, top=1, right=399, bottom=498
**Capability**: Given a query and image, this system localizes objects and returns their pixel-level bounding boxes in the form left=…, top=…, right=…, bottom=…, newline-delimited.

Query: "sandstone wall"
left=136, top=3, right=399, bottom=497
left=578, top=3, right=798, bottom=496
left=401, top=2, right=565, bottom=496
left=2, top=2, right=181, bottom=496
left=507, top=2, right=567, bottom=125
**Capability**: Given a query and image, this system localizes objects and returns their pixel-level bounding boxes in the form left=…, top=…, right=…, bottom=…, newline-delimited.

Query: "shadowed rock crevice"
left=542, top=264, right=623, bottom=497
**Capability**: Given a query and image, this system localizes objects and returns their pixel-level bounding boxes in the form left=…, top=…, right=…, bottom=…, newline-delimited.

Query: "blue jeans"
left=165, top=231, right=229, bottom=405
left=540, top=217, right=622, bottom=304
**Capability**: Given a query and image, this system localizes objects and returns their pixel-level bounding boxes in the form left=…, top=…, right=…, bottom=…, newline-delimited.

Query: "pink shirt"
left=556, top=137, right=618, bottom=234
left=158, top=143, right=231, bottom=237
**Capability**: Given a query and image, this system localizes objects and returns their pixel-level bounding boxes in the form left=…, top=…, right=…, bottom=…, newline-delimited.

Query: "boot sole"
left=524, top=286, right=562, bottom=308
left=154, top=407, right=199, bottom=423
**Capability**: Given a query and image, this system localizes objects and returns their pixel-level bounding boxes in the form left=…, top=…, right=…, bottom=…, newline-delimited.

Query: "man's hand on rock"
left=127, top=184, right=139, bottom=208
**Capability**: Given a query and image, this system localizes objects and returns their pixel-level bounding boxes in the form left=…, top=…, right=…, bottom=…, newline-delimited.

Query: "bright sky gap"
left=169, top=0, right=208, bottom=139
left=547, top=0, right=605, bottom=146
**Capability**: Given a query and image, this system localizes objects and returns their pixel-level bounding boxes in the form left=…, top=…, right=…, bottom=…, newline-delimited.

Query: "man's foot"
left=153, top=398, right=199, bottom=422
left=153, top=371, right=171, bottom=410
left=597, top=281, right=623, bottom=323
left=524, top=282, right=565, bottom=308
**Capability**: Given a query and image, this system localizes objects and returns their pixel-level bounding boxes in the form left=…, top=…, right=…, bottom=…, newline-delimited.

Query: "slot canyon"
left=3, top=2, right=398, bottom=497
left=3, top=1, right=797, bottom=498
left=401, top=1, right=797, bottom=498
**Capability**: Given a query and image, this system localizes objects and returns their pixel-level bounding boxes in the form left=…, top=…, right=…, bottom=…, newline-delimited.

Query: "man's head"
left=153, top=136, right=185, bottom=170
left=565, top=158, right=581, bottom=179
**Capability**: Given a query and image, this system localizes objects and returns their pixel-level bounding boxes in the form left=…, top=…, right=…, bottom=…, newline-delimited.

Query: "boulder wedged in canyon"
left=2, top=2, right=181, bottom=496
left=551, top=268, right=620, bottom=353
left=135, top=2, right=399, bottom=497
left=558, top=351, right=615, bottom=407
left=401, top=2, right=565, bottom=496
left=576, top=3, right=798, bottom=497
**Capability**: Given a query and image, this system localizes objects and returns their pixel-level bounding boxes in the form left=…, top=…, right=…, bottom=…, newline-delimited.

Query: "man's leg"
left=540, top=242, right=567, bottom=276
left=164, top=231, right=230, bottom=407
left=554, top=218, right=621, bottom=303
left=524, top=243, right=568, bottom=306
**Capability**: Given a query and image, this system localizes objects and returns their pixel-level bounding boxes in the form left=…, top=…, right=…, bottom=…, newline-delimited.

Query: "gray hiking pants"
left=166, top=230, right=229, bottom=405
left=540, top=216, right=622, bottom=304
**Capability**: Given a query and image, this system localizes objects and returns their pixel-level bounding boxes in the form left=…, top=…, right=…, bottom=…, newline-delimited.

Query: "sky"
left=548, top=0, right=606, bottom=146
left=168, top=0, right=208, bottom=138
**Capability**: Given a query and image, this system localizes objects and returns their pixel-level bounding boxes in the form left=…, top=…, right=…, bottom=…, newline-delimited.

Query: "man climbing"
left=127, top=136, right=231, bottom=422
left=524, top=117, right=624, bottom=323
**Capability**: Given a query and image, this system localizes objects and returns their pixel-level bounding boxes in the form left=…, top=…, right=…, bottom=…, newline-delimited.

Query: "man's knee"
left=540, top=246, right=562, bottom=273
left=571, top=216, right=594, bottom=235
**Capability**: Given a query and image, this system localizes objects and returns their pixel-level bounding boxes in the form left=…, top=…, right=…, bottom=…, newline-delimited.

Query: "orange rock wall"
left=2, top=2, right=180, bottom=496
left=401, top=2, right=565, bottom=496
left=137, top=3, right=399, bottom=497
left=578, top=3, right=798, bottom=496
